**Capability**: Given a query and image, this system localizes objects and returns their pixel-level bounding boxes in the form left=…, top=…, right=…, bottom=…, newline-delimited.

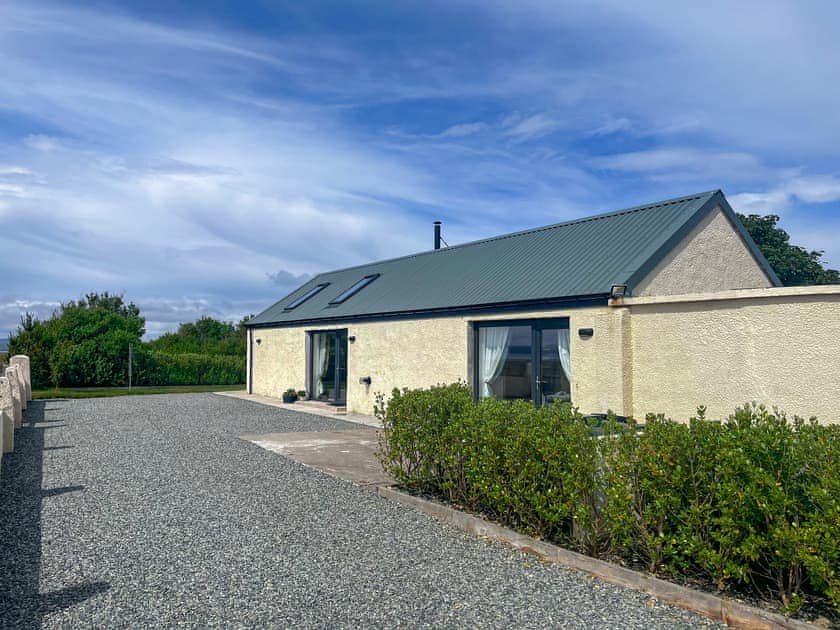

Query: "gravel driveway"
left=0, top=394, right=718, bottom=628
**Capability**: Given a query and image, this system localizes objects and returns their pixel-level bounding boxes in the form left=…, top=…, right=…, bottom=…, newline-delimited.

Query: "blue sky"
left=1, top=1, right=839, bottom=338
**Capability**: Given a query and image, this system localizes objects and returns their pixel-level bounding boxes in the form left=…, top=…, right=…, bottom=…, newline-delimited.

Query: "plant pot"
left=282, top=394, right=297, bottom=403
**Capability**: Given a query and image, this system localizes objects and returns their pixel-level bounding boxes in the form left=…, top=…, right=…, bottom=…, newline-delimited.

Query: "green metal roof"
left=248, top=190, right=780, bottom=327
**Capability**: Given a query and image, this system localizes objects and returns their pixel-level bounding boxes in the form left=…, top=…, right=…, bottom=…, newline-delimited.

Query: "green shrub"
left=375, top=382, right=473, bottom=495
left=133, top=349, right=244, bottom=386
left=377, top=385, right=840, bottom=616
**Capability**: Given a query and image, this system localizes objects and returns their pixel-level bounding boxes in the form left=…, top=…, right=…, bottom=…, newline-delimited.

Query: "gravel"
left=0, top=394, right=720, bottom=628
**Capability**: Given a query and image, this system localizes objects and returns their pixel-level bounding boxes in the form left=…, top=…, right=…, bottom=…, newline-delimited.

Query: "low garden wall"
left=0, top=355, right=32, bottom=472
left=621, top=285, right=840, bottom=423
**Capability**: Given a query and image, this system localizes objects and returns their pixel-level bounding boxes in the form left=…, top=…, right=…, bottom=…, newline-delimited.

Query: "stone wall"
left=1, top=355, right=32, bottom=471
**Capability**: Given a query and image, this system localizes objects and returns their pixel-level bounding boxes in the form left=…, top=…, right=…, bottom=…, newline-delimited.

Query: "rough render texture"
left=0, top=377, right=12, bottom=454
left=250, top=306, right=622, bottom=417
left=0, top=374, right=19, bottom=436
left=4, top=367, right=23, bottom=428
left=9, top=355, right=31, bottom=403
left=1, top=410, right=11, bottom=454
left=625, top=288, right=840, bottom=423
left=253, top=287, right=840, bottom=424
left=633, top=206, right=773, bottom=297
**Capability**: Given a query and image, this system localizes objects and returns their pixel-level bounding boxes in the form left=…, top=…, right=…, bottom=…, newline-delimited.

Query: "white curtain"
left=557, top=327, right=571, bottom=383
left=315, top=334, right=329, bottom=396
left=479, top=326, right=510, bottom=398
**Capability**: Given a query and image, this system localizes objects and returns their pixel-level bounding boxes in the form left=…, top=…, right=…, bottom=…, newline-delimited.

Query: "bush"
left=132, top=349, right=244, bottom=386
left=377, top=386, right=840, bottom=616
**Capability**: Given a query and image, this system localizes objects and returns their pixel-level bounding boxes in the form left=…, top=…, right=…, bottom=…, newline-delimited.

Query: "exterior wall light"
left=255, top=338, right=262, bottom=345
left=348, top=335, right=356, bottom=343
left=610, top=284, right=628, bottom=299
left=578, top=328, right=594, bottom=338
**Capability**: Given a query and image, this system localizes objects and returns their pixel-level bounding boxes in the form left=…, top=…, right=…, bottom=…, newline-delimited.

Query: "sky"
left=1, top=1, right=839, bottom=339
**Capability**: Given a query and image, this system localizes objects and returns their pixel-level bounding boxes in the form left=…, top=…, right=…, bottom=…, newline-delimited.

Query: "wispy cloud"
left=502, top=113, right=561, bottom=142
left=0, top=0, right=837, bottom=336
left=591, top=148, right=767, bottom=182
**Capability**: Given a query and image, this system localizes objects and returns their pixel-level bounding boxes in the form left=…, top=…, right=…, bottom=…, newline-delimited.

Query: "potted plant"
left=296, top=390, right=306, bottom=400
left=282, top=388, right=298, bottom=403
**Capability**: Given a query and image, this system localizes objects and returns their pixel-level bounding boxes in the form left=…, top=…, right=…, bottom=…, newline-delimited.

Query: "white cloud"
left=439, top=122, right=488, bottom=138
left=588, top=117, right=632, bottom=136
left=502, top=113, right=560, bottom=141
left=730, top=174, right=840, bottom=215
left=24, top=134, right=63, bottom=152
left=590, top=148, right=766, bottom=182
left=0, top=165, right=32, bottom=176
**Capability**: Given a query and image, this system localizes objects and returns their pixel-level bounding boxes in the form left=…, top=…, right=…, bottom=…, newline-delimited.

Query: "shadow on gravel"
left=0, top=401, right=110, bottom=628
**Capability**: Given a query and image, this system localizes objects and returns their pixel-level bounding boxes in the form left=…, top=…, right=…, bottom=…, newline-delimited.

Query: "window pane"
left=539, top=328, right=571, bottom=406
left=478, top=325, right=532, bottom=401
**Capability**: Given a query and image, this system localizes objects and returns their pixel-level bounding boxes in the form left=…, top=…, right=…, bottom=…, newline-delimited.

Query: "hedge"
left=132, top=349, right=245, bottom=386
left=376, top=383, right=840, bottom=616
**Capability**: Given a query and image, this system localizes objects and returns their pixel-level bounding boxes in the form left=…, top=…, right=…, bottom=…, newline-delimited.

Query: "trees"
left=9, top=292, right=145, bottom=388
left=9, top=297, right=248, bottom=389
left=145, top=315, right=249, bottom=356
left=738, top=213, right=840, bottom=286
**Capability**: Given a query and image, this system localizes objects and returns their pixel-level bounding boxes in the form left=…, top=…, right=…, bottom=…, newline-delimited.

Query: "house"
left=246, top=190, right=840, bottom=423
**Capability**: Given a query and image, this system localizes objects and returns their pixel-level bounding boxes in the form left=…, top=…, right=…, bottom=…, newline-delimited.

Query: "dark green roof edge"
left=246, top=294, right=610, bottom=329
left=716, top=192, right=783, bottom=287
left=281, top=190, right=723, bottom=280
left=247, top=189, right=776, bottom=327
left=623, top=190, right=781, bottom=291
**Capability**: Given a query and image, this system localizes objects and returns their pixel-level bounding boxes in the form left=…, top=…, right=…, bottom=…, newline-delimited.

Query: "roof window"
left=329, top=274, right=380, bottom=305
left=284, top=283, right=330, bottom=311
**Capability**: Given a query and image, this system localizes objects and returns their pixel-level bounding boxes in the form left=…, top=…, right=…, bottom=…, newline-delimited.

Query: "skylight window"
left=329, top=274, right=380, bottom=305
left=284, top=283, right=330, bottom=311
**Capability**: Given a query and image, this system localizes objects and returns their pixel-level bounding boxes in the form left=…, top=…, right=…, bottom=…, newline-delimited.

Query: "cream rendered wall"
left=634, top=206, right=773, bottom=297
left=625, top=287, right=840, bottom=423
left=250, top=305, right=625, bottom=417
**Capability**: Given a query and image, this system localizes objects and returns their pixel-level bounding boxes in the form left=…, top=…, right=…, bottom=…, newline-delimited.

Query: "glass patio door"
left=536, top=327, right=572, bottom=406
left=309, top=329, right=348, bottom=405
left=475, top=319, right=570, bottom=406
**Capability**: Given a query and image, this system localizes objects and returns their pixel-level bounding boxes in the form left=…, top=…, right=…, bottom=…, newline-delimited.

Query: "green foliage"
left=132, top=349, right=244, bottom=386
left=738, top=213, right=840, bottom=286
left=10, top=292, right=145, bottom=388
left=8, top=294, right=247, bottom=388
left=378, top=387, right=840, bottom=616
left=146, top=315, right=249, bottom=356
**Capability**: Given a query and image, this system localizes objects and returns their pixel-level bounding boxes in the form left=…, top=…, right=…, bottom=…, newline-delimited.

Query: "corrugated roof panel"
left=248, top=190, right=766, bottom=326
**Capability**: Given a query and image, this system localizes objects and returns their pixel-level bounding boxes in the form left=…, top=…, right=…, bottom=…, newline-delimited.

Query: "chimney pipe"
left=434, top=221, right=442, bottom=250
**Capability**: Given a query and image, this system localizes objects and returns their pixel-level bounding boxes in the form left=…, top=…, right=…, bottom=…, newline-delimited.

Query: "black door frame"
left=307, top=329, right=348, bottom=405
left=472, top=317, right=570, bottom=406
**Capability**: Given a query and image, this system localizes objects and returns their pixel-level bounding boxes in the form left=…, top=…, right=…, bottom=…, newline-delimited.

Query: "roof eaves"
left=246, top=272, right=327, bottom=326
left=246, top=293, right=611, bottom=328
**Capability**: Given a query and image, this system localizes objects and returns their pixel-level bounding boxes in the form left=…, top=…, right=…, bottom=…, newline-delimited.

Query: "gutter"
left=245, top=294, right=611, bottom=330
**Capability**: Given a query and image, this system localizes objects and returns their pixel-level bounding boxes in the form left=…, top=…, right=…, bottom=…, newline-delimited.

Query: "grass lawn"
left=33, top=385, right=245, bottom=399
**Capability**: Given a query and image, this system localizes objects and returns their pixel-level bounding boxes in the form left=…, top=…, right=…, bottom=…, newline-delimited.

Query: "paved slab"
left=216, top=390, right=380, bottom=427
left=240, top=427, right=394, bottom=488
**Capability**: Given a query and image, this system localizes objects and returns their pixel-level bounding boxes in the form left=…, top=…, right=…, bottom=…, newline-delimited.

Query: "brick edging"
left=377, top=486, right=816, bottom=630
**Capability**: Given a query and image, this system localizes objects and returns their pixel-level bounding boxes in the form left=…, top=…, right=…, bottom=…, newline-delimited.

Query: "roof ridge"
left=317, top=190, right=720, bottom=277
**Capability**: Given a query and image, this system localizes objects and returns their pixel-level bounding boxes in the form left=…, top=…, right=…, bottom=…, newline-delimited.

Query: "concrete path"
left=240, top=427, right=394, bottom=488
left=0, top=394, right=718, bottom=628
left=216, top=390, right=380, bottom=427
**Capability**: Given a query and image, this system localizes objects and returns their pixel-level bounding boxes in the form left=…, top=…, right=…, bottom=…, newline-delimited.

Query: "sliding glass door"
left=474, top=318, right=570, bottom=406
left=308, top=329, right=348, bottom=405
